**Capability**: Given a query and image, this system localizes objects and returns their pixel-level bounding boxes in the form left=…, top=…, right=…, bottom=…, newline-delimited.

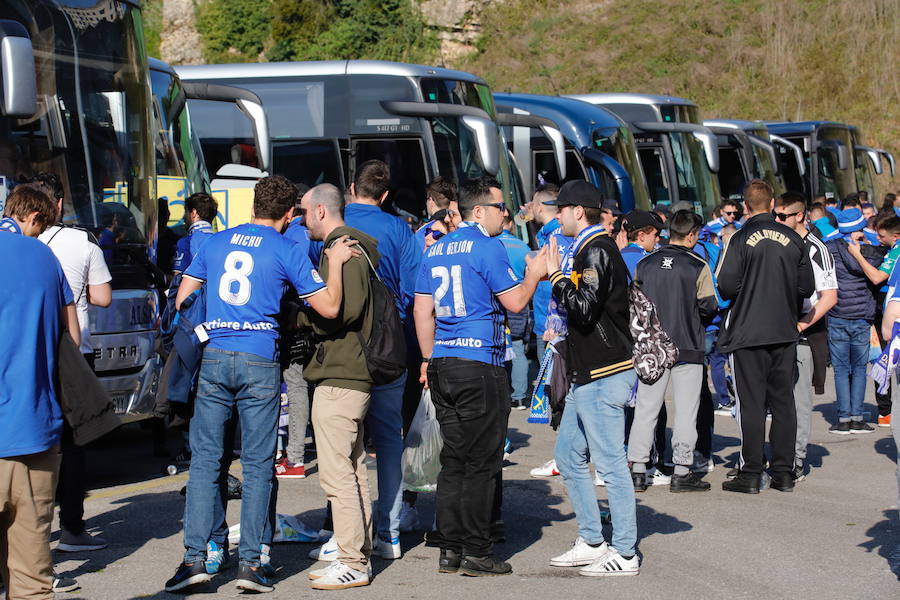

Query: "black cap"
left=602, top=199, right=622, bottom=216
left=622, top=210, right=663, bottom=233
left=542, top=180, right=604, bottom=208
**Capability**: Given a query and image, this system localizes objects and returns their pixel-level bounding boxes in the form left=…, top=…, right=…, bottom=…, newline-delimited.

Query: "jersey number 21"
left=432, top=265, right=467, bottom=317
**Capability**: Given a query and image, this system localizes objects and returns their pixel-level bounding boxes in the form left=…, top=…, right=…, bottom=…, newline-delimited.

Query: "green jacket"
left=297, top=226, right=379, bottom=393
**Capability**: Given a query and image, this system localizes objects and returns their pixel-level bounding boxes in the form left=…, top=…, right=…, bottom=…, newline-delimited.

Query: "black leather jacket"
left=549, top=232, right=633, bottom=385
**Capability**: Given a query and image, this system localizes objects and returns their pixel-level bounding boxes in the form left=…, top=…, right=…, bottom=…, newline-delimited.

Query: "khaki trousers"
left=312, top=386, right=372, bottom=571
left=0, top=446, right=61, bottom=600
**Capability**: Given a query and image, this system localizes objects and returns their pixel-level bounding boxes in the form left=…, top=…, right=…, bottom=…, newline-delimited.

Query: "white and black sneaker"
left=579, top=548, right=640, bottom=577
left=309, top=537, right=339, bottom=561
left=309, top=561, right=370, bottom=590
left=549, top=537, right=609, bottom=567
left=849, top=421, right=875, bottom=434
left=235, top=563, right=274, bottom=593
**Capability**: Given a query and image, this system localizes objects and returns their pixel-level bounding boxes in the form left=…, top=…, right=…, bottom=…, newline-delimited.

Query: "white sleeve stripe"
left=184, top=274, right=205, bottom=283
left=495, top=283, right=521, bottom=296
left=297, top=285, right=327, bottom=299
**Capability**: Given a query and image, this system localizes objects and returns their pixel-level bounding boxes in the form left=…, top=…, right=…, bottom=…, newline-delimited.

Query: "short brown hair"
left=354, top=159, right=391, bottom=200
left=426, top=176, right=456, bottom=210
left=185, top=192, right=218, bottom=224
left=877, top=215, right=900, bottom=237
left=627, top=226, right=657, bottom=242
left=4, top=185, right=58, bottom=231
left=583, top=206, right=603, bottom=225
left=253, top=175, right=297, bottom=220
left=775, top=191, right=807, bottom=210
left=743, top=179, right=774, bottom=212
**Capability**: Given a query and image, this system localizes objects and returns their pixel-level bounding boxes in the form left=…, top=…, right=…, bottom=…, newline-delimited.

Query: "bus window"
left=353, top=138, right=427, bottom=219
left=533, top=149, right=587, bottom=187
left=639, top=147, right=670, bottom=204
left=717, top=145, right=745, bottom=201
left=273, top=140, right=343, bottom=188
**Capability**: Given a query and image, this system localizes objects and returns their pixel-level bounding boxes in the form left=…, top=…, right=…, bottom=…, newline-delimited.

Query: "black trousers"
left=428, top=357, right=509, bottom=557
left=732, top=343, right=797, bottom=474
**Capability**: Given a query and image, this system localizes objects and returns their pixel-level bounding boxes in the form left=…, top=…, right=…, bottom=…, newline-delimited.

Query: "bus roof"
left=494, top=93, right=626, bottom=146
left=764, top=120, right=852, bottom=135
left=564, top=93, right=697, bottom=108
left=176, top=60, right=487, bottom=85
left=703, top=119, right=769, bottom=133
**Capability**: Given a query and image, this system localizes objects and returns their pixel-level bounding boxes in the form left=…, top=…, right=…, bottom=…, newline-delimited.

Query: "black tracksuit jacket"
left=636, top=244, right=718, bottom=364
left=715, top=213, right=815, bottom=353
left=549, top=232, right=633, bottom=385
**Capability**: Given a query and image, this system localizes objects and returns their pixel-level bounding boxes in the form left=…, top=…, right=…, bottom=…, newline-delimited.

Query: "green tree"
left=196, top=0, right=272, bottom=63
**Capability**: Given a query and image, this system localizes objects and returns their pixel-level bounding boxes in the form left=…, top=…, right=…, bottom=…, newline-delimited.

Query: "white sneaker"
left=398, top=502, right=420, bottom=533
left=309, top=561, right=370, bottom=590
left=549, top=537, right=609, bottom=567
left=593, top=471, right=605, bottom=486
left=372, top=537, right=402, bottom=559
left=579, top=548, right=640, bottom=577
left=648, top=469, right=671, bottom=486
left=530, top=459, right=559, bottom=478
left=308, top=537, right=339, bottom=562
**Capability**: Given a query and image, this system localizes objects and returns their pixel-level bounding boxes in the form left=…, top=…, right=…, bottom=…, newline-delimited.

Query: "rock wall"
left=418, top=0, right=496, bottom=63
left=160, top=0, right=204, bottom=65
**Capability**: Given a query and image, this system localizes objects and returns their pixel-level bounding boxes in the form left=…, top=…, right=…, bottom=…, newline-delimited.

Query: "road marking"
left=85, top=474, right=189, bottom=502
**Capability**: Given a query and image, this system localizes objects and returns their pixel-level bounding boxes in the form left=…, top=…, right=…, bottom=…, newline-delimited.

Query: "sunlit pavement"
left=52, top=375, right=898, bottom=599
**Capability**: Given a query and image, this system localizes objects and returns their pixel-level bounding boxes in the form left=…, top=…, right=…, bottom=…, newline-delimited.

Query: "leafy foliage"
left=195, top=0, right=272, bottom=63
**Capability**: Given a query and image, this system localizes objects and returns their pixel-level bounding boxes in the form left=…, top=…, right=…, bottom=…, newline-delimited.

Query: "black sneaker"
left=235, top=563, right=274, bottom=593
left=725, top=467, right=740, bottom=480
left=459, top=555, right=512, bottom=576
left=164, top=561, right=212, bottom=592
left=791, top=464, right=806, bottom=482
left=670, top=471, right=711, bottom=493
left=722, top=472, right=761, bottom=494
left=769, top=472, right=794, bottom=492
left=828, top=422, right=851, bottom=435
left=631, top=471, right=648, bottom=493
left=439, top=548, right=461, bottom=573
left=849, top=421, right=874, bottom=434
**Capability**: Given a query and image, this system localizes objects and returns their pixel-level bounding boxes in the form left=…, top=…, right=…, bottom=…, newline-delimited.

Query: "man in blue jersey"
left=0, top=185, right=78, bottom=599
left=344, top=160, right=418, bottom=559
left=165, top=176, right=357, bottom=594
left=172, top=193, right=217, bottom=275
left=414, top=176, right=547, bottom=576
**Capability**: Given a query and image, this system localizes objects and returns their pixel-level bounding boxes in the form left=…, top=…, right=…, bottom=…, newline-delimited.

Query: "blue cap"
left=837, top=207, right=866, bottom=234
left=813, top=216, right=842, bottom=242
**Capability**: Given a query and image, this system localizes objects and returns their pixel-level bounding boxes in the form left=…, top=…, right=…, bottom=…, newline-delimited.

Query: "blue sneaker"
left=165, top=561, right=211, bottom=592
left=205, top=540, right=229, bottom=574
left=235, top=563, right=274, bottom=593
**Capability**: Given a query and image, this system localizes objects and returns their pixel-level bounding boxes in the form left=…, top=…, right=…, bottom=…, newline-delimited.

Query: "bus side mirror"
left=461, top=115, right=500, bottom=175
left=0, top=21, right=36, bottom=118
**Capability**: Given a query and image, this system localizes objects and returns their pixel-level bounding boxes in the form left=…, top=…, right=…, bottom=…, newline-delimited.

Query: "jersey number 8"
left=432, top=265, right=467, bottom=317
left=219, top=250, right=254, bottom=306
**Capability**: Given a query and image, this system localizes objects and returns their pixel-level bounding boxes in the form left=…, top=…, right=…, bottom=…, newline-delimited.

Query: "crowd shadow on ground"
left=859, top=509, right=900, bottom=581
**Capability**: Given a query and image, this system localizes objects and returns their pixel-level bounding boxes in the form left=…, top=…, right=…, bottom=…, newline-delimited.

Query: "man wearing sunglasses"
left=707, top=200, right=743, bottom=231
left=715, top=180, right=814, bottom=494
left=773, top=192, right=838, bottom=481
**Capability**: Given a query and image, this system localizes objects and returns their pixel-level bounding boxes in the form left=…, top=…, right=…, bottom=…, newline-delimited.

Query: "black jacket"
left=550, top=232, right=633, bottom=384
left=715, top=213, right=815, bottom=352
left=636, top=244, right=718, bottom=364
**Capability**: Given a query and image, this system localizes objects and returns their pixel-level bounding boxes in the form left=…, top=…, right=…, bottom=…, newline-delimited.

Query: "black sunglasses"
left=478, top=202, right=508, bottom=213
left=723, top=210, right=740, bottom=216
left=774, top=210, right=801, bottom=221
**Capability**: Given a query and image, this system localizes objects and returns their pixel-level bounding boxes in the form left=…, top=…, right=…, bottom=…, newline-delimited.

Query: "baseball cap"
left=622, top=210, right=663, bottom=233
left=542, top=180, right=604, bottom=208
left=601, top=199, right=622, bottom=216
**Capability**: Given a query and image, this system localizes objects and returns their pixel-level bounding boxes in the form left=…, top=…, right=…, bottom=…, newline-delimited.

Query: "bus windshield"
left=816, top=127, right=855, bottom=200
left=669, top=131, right=720, bottom=212
left=0, top=1, right=153, bottom=256
left=592, top=125, right=651, bottom=210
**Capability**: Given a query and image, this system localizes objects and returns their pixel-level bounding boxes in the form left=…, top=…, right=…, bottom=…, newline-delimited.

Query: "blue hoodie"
left=533, top=219, right=573, bottom=337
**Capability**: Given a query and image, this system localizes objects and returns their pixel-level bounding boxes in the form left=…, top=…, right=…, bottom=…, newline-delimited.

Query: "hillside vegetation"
left=461, top=0, right=899, bottom=190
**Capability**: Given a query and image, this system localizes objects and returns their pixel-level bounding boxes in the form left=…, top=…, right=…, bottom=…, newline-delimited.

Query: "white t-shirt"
left=38, top=225, right=112, bottom=354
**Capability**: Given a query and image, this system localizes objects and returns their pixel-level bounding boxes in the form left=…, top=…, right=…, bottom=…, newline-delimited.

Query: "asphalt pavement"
left=50, top=376, right=899, bottom=600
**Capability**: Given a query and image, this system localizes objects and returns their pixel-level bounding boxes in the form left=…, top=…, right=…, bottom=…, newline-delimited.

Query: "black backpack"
left=356, top=246, right=407, bottom=385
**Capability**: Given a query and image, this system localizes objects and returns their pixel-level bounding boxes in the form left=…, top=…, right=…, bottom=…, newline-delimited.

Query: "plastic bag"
left=401, top=389, right=443, bottom=492
left=228, top=513, right=325, bottom=545
left=528, top=345, right=554, bottom=424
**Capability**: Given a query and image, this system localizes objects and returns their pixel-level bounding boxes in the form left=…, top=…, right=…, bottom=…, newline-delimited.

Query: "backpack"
left=628, top=280, right=678, bottom=385
left=355, top=246, right=407, bottom=385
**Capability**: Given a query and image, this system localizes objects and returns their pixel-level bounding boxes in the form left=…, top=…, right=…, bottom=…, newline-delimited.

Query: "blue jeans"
left=555, top=369, right=638, bottom=556
left=365, top=371, right=407, bottom=542
left=705, top=330, right=729, bottom=406
left=183, top=349, right=280, bottom=567
left=510, top=339, right=528, bottom=402
left=827, top=317, right=870, bottom=421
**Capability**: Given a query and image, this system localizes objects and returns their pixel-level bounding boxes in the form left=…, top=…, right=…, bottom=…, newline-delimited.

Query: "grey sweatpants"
left=793, top=343, right=813, bottom=467
left=628, top=363, right=703, bottom=476
left=283, top=362, right=311, bottom=465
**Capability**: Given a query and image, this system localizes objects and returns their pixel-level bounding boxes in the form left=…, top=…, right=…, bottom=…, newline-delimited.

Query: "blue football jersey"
left=185, top=223, right=326, bottom=361
left=416, top=222, right=520, bottom=366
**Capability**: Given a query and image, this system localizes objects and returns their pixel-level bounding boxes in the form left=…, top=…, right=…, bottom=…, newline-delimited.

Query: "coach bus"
left=177, top=60, right=530, bottom=230
left=566, top=93, right=720, bottom=216
left=0, top=0, right=160, bottom=420
left=702, top=119, right=785, bottom=200
left=849, top=126, right=894, bottom=203
left=493, top=93, right=652, bottom=213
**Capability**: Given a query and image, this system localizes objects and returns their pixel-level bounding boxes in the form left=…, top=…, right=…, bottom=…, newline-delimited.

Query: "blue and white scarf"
left=0, top=217, right=22, bottom=234
left=546, top=224, right=606, bottom=336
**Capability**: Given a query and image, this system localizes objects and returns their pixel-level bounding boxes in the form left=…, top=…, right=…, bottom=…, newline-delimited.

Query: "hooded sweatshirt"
left=298, top=225, right=380, bottom=393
